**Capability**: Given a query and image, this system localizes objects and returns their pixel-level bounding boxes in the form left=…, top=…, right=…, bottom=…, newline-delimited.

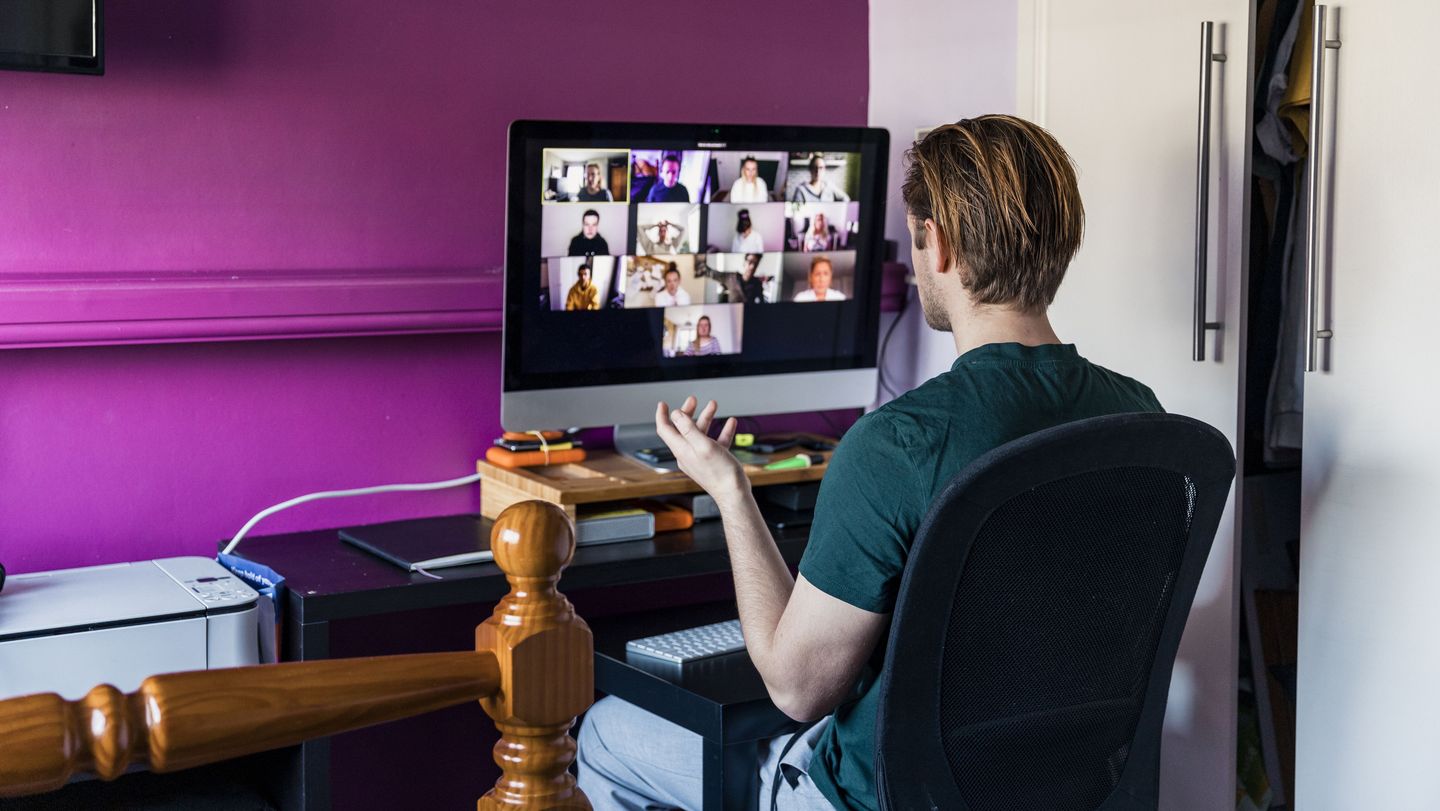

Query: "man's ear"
left=927, top=219, right=954, bottom=274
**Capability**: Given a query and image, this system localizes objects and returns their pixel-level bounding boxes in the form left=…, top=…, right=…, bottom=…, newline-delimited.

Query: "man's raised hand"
left=654, top=396, right=746, bottom=504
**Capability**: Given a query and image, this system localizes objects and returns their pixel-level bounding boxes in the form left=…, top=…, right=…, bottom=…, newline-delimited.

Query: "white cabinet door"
left=1296, top=3, right=1440, bottom=807
left=1018, top=1, right=1251, bottom=807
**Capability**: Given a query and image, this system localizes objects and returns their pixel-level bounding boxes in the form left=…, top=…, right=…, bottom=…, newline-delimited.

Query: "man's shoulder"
left=841, top=399, right=921, bottom=453
left=1080, top=359, right=1165, bottom=411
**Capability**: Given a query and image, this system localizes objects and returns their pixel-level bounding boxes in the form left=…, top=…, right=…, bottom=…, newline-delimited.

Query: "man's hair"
left=582, top=209, right=599, bottom=221
left=662, top=154, right=682, bottom=167
left=901, top=115, right=1084, bottom=313
left=809, top=256, right=832, bottom=273
left=578, top=262, right=592, bottom=274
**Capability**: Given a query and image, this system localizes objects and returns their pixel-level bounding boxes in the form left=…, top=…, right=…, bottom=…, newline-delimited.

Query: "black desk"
left=232, top=514, right=809, bottom=811
left=591, top=602, right=801, bottom=811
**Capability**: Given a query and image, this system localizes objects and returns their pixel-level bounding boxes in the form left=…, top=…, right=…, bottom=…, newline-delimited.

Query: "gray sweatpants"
left=576, top=696, right=836, bottom=811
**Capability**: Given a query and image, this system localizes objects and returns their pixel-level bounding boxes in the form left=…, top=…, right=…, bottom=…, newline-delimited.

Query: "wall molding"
left=0, top=267, right=504, bottom=349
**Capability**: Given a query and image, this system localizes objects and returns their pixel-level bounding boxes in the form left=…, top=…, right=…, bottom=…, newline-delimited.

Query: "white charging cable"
left=219, top=472, right=482, bottom=556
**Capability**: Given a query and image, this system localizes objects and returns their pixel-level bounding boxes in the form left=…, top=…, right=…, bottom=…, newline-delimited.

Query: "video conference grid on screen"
left=539, top=147, right=863, bottom=361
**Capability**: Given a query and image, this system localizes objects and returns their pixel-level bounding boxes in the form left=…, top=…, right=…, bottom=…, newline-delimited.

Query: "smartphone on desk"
left=634, top=446, right=676, bottom=464
left=750, top=437, right=799, bottom=454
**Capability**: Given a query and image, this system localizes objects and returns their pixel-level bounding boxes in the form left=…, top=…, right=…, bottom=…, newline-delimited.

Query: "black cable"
left=876, top=286, right=913, bottom=400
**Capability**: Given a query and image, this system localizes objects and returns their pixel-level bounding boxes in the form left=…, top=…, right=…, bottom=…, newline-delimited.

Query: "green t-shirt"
left=800, top=342, right=1163, bottom=811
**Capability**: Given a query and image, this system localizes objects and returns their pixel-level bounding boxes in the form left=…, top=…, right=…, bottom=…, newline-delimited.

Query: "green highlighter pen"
left=763, top=453, right=825, bottom=471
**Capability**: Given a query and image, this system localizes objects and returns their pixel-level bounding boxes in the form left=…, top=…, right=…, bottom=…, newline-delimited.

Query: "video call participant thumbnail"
left=624, top=255, right=702, bottom=309
left=707, top=203, right=783, bottom=255
left=656, top=263, right=691, bottom=307
left=786, top=202, right=860, bottom=252
left=542, top=148, right=629, bottom=203
left=788, top=153, right=854, bottom=203
left=568, top=209, right=610, bottom=256
left=730, top=156, right=769, bottom=203
left=541, top=202, right=626, bottom=259
left=698, top=252, right=777, bottom=305
left=635, top=203, right=699, bottom=255
left=732, top=209, right=764, bottom=253
left=566, top=262, right=600, bottom=310
left=577, top=164, right=613, bottom=202
left=661, top=304, right=744, bottom=357
left=633, top=151, right=708, bottom=204
left=647, top=154, right=690, bottom=203
left=639, top=220, right=686, bottom=255
left=788, top=254, right=851, bottom=302
left=711, top=151, right=787, bottom=203
left=547, top=255, right=618, bottom=311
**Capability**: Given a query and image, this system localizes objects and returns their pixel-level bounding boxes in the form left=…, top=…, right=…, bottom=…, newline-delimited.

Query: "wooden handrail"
left=0, top=500, right=593, bottom=809
left=0, top=650, right=500, bottom=796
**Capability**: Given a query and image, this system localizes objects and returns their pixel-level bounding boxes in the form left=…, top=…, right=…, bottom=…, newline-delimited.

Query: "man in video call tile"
left=645, top=154, right=691, bottom=203
left=564, top=262, right=600, bottom=311
left=793, top=256, right=846, bottom=302
left=654, top=263, right=691, bottom=307
left=576, top=163, right=613, bottom=202
left=567, top=209, right=610, bottom=257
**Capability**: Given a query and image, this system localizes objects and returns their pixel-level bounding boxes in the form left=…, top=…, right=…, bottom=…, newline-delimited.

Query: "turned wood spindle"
left=478, top=500, right=594, bottom=811
left=0, top=650, right=500, bottom=798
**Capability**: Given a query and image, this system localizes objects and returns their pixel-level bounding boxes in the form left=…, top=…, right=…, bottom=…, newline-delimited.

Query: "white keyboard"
left=625, top=619, right=746, bottom=665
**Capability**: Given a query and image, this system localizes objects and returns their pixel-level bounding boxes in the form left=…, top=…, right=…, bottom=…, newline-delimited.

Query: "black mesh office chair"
left=875, top=413, right=1235, bottom=811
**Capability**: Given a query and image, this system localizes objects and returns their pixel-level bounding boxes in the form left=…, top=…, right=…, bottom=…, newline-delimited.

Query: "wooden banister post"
left=477, top=501, right=593, bottom=810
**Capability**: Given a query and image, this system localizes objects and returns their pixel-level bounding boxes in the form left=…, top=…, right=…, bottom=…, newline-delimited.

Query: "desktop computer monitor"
left=502, top=120, right=889, bottom=443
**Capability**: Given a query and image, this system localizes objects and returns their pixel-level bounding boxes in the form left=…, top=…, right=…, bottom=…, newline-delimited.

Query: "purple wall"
left=0, top=1, right=869, bottom=574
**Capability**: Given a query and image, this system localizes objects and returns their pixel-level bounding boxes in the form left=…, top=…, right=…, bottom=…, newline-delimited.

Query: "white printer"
left=0, top=557, right=259, bottom=701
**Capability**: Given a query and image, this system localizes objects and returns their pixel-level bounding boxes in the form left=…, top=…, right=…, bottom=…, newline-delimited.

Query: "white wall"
left=867, top=0, right=1019, bottom=399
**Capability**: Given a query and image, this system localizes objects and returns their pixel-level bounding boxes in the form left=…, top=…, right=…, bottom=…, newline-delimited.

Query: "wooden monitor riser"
left=477, top=441, right=833, bottom=521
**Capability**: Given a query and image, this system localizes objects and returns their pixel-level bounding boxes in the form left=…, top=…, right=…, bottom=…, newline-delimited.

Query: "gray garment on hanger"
left=1259, top=0, right=1308, bottom=461
left=1257, top=0, right=1306, bottom=165
left=1267, top=161, right=1307, bottom=460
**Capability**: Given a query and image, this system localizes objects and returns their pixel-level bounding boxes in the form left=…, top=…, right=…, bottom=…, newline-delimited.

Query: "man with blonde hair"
left=577, top=115, right=1162, bottom=810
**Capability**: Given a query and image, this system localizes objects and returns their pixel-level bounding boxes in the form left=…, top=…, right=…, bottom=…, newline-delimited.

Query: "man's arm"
left=654, top=399, right=888, bottom=721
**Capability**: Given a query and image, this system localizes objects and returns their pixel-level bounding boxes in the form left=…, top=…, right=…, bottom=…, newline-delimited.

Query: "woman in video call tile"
left=576, top=164, right=613, bottom=202
left=793, top=256, right=846, bottom=302
left=732, top=209, right=765, bottom=253
left=645, top=155, right=690, bottom=203
left=567, top=209, right=611, bottom=256
left=684, top=315, right=722, bottom=356
left=728, top=156, right=769, bottom=203
left=638, top=220, right=687, bottom=255
left=565, top=263, right=601, bottom=310
left=654, top=262, right=692, bottom=307
left=802, top=212, right=835, bottom=252
left=790, top=155, right=851, bottom=203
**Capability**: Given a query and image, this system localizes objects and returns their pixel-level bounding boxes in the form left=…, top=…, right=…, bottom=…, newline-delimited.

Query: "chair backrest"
left=875, top=413, right=1235, bottom=811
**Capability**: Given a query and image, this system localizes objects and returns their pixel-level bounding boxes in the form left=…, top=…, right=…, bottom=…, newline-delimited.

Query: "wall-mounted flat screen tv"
left=0, top=0, right=103, bottom=75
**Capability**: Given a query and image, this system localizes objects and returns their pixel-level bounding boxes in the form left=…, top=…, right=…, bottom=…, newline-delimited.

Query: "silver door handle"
left=1193, top=21, right=1226, bottom=362
left=1305, top=5, right=1341, bottom=372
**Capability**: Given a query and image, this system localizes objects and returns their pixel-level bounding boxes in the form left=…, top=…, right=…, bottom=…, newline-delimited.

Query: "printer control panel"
left=153, top=558, right=259, bottom=609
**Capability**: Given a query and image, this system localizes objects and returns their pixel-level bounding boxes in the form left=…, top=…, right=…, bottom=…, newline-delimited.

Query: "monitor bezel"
left=502, top=119, right=889, bottom=405
left=0, top=0, right=104, bottom=76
